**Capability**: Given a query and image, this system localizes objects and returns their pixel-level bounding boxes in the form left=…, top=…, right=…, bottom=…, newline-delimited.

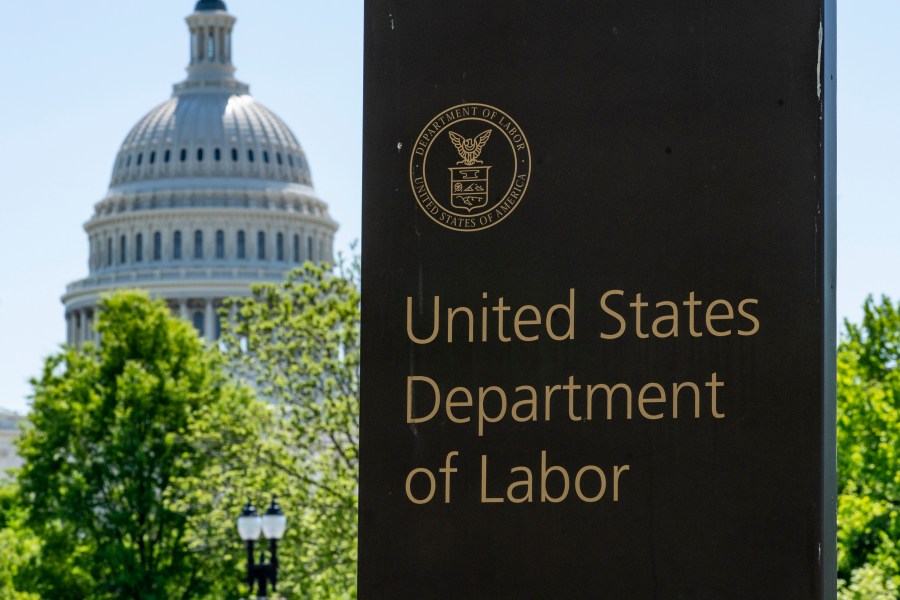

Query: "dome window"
left=120, top=235, right=127, bottom=264
left=107, top=238, right=113, bottom=267
left=126, top=155, right=132, bottom=167
left=194, top=230, right=203, bottom=259
left=207, top=34, right=215, bottom=60
left=231, top=148, right=238, bottom=161
left=180, top=148, right=187, bottom=162
left=276, top=233, right=284, bottom=261
left=153, top=232, right=162, bottom=261
left=174, top=231, right=183, bottom=260
left=288, top=155, right=294, bottom=167
left=237, top=230, right=246, bottom=259
left=215, top=230, right=225, bottom=259
left=137, top=153, right=143, bottom=166
left=257, top=231, right=266, bottom=260
left=135, top=233, right=143, bottom=262
left=149, top=151, right=156, bottom=165
left=263, top=151, right=270, bottom=164
left=293, top=234, right=300, bottom=263
left=248, top=149, right=255, bottom=163
left=277, top=152, right=283, bottom=165
left=197, top=148, right=204, bottom=162
left=164, top=149, right=171, bottom=163
left=214, top=148, right=221, bottom=161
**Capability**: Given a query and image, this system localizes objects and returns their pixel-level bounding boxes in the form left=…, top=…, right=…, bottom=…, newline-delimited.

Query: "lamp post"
left=237, top=497, right=287, bottom=599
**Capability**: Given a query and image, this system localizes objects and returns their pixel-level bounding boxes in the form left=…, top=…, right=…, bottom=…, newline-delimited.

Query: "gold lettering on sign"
left=399, top=286, right=760, bottom=507
left=479, top=452, right=631, bottom=504
left=406, top=290, right=576, bottom=344
left=599, top=290, right=760, bottom=339
left=407, top=372, right=726, bottom=437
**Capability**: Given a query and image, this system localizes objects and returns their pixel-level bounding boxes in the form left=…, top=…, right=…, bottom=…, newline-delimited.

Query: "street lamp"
left=237, top=497, right=287, bottom=599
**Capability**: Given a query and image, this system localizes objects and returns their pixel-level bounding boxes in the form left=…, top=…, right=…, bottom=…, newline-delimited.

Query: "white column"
left=80, top=310, right=88, bottom=347
left=179, top=299, right=188, bottom=321
left=204, top=298, right=215, bottom=343
left=85, top=310, right=93, bottom=344
left=66, top=313, right=74, bottom=346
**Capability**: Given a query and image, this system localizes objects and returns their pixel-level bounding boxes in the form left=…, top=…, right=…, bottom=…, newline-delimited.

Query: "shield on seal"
left=449, top=166, right=491, bottom=212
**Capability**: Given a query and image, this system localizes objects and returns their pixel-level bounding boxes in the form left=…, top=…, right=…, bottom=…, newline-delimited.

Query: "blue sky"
left=0, top=1, right=896, bottom=414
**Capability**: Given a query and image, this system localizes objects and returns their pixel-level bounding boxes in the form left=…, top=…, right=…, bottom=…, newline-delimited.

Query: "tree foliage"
left=16, top=291, right=269, bottom=600
left=220, top=259, right=360, bottom=598
left=837, top=295, right=900, bottom=595
left=0, top=479, right=40, bottom=600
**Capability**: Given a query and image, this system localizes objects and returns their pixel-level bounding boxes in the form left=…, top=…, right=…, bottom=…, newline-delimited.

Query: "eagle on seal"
left=449, top=130, right=492, bottom=166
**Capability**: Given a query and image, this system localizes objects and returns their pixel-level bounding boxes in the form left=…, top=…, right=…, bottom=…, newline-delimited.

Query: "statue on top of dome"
left=194, top=0, right=227, bottom=12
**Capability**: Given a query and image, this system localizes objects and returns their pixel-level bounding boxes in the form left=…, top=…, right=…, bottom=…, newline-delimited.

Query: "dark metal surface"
left=361, top=1, right=836, bottom=597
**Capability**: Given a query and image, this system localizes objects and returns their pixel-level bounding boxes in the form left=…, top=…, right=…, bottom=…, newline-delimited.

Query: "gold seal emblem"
left=410, top=103, right=531, bottom=232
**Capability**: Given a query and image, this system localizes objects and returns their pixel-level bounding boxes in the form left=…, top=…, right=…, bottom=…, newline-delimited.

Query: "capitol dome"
left=63, top=0, right=338, bottom=345
left=111, top=94, right=313, bottom=190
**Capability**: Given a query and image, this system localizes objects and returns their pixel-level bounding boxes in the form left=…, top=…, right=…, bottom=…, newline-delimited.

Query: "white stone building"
left=62, top=0, right=338, bottom=345
left=0, top=410, right=24, bottom=478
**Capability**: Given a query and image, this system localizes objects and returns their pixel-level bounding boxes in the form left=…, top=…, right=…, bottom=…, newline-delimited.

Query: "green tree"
left=0, top=479, right=41, bottom=600
left=221, top=259, right=359, bottom=599
left=837, top=295, right=900, bottom=595
left=17, top=291, right=269, bottom=600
